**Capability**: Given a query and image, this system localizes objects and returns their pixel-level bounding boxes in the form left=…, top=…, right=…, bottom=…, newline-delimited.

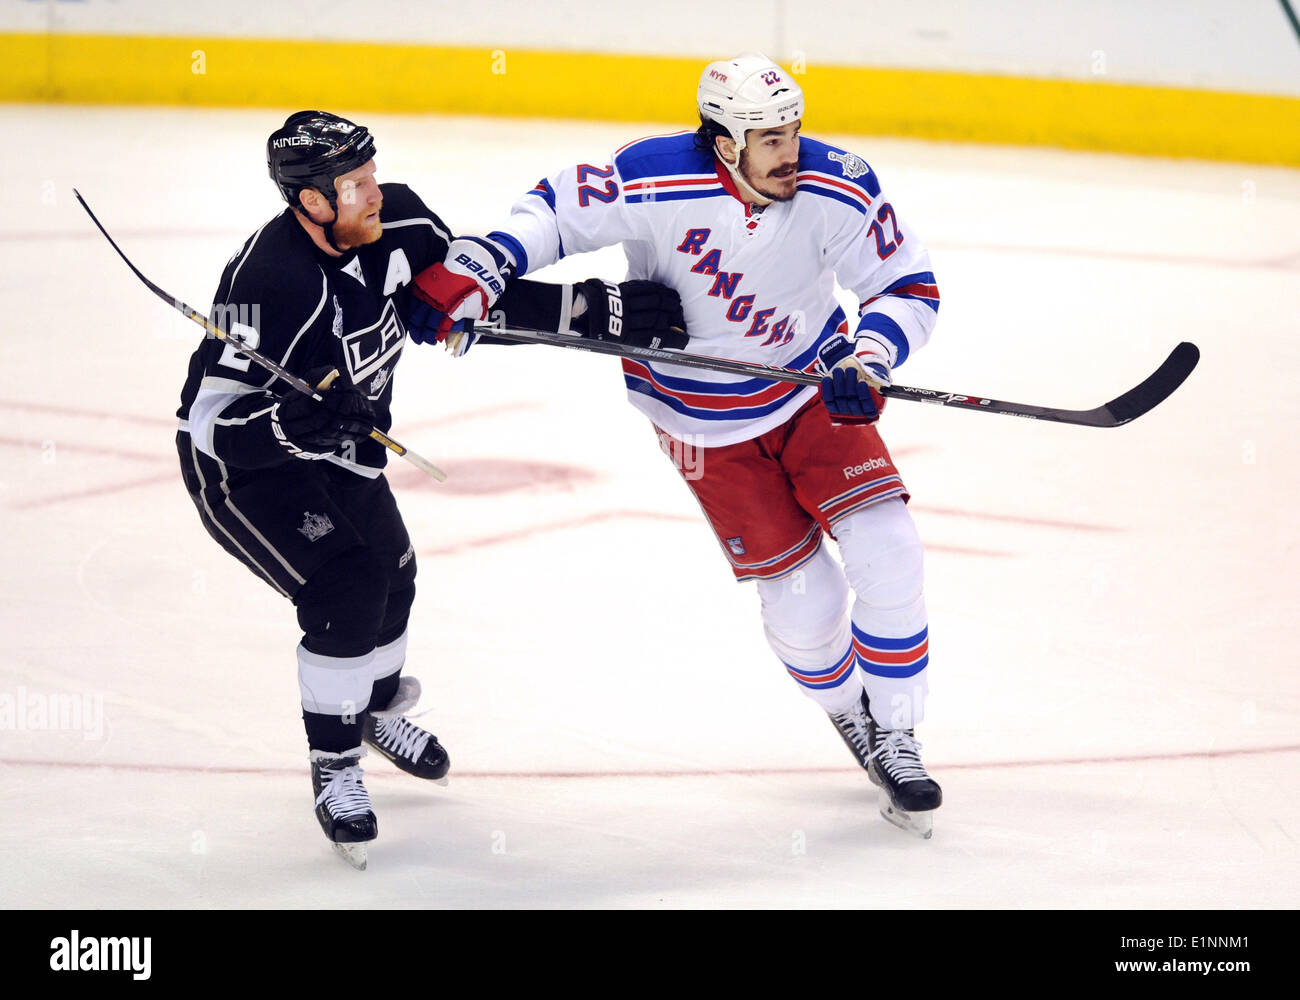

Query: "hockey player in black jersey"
left=176, top=111, right=687, bottom=868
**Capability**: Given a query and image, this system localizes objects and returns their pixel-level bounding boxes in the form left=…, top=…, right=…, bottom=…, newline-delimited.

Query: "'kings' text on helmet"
left=267, top=111, right=377, bottom=211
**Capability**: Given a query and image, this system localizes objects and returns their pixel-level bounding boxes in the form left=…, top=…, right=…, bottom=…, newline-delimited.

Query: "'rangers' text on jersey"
left=488, top=132, right=940, bottom=446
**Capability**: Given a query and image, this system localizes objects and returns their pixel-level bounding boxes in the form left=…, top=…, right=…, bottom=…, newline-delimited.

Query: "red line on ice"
left=7, top=471, right=177, bottom=509
left=910, top=503, right=1119, bottom=533
left=398, top=401, right=545, bottom=432
left=0, top=435, right=165, bottom=464
left=3, top=744, right=1297, bottom=780
left=926, top=239, right=1300, bottom=273
left=419, top=510, right=698, bottom=556
left=0, top=398, right=173, bottom=427
left=0, top=227, right=246, bottom=242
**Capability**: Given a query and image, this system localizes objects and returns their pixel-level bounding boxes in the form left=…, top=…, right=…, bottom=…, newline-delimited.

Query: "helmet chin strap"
left=320, top=201, right=346, bottom=253
left=322, top=219, right=345, bottom=253
left=716, top=149, right=773, bottom=208
left=295, top=200, right=347, bottom=253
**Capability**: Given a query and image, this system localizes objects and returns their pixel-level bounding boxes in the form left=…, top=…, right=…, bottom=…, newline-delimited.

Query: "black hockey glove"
left=576, top=278, right=688, bottom=350
left=271, top=367, right=376, bottom=458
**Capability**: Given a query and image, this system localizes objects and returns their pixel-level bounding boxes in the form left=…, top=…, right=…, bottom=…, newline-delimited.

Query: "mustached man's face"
left=719, top=121, right=801, bottom=202
left=299, top=159, right=383, bottom=249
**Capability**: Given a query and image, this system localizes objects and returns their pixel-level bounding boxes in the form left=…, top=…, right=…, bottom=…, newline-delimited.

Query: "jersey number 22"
left=577, top=164, right=618, bottom=207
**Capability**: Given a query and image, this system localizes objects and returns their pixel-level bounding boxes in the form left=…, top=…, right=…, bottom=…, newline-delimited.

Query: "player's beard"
left=331, top=207, right=384, bottom=249
left=740, top=150, right=798, bottom=202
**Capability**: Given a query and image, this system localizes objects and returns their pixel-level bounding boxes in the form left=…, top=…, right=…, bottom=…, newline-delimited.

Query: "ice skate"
left=362, top=676, right=450, bottom=783
left=829, top=693, right=942, bottom=839
left=829, top=691, right=876, bottom=775
left=867, top=727, right=942, bottom=838
left=310, top=748, right=378, bottom=870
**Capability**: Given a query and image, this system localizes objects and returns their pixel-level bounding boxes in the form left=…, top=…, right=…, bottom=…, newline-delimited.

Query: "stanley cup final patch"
left=726, top=536, right=746, bottom=556
left=828, top=150, right=869, bottom=179
left=298, top=511, right=335, bottom=542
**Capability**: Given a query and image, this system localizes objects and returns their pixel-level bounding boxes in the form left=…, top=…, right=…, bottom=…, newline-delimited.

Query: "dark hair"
left=693, top=114, right=731, bottom=154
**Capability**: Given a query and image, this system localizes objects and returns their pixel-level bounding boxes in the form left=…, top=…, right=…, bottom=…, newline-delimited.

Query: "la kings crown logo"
left=299, top=512, right=335, bottom=541
left=828, top=150, right=869, bottom=179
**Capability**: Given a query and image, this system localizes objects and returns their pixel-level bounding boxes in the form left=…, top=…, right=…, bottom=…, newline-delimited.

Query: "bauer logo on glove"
left=451, top=251, right=506, bottom=296
left=817, top=336, right=890, bottom=426
left=270, top=365, right=377, bottom=458
left=575, top=277, right=688, bottom=350
left=408, top=236, right=515, bottom=343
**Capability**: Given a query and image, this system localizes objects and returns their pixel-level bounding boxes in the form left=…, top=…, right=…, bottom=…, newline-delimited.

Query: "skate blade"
left=332, top=841, right=369, bottom=870
left=877, top=788, right=934, bottom=840
left=434, top=776, right=449, bottom=787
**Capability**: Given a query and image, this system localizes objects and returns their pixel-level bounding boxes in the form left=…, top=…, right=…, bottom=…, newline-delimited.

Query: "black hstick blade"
left=1096, top=341, right=1200, bottom=427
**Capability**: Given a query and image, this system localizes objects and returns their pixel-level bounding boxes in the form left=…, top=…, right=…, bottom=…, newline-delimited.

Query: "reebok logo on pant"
left=843, top=458, right=888, bottom=479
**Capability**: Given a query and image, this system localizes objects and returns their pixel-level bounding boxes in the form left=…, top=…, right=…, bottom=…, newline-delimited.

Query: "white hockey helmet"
left=697, top=53, right=804, bottom=148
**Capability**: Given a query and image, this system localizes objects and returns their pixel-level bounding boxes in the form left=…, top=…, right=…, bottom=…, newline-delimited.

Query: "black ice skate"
left=310, top=748, right=378, bottom=870
left=828, top=692, right=942, bottom=839
left=362, top=676, right=450, bottom=783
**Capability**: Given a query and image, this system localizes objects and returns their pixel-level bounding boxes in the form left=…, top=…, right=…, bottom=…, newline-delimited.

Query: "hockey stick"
left=475, top=323, right=1199, bottom=429
left=74, top=190, right=447, bottom=481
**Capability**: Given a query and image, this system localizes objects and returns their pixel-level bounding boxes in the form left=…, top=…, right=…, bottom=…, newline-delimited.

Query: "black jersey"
left=178, top=182, right=569, bottom=493
left=178, top=183, right=448, bottom=477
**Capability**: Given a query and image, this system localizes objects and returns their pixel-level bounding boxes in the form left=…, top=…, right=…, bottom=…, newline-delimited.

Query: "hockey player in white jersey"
left=411, top=54, right=943, bottom=836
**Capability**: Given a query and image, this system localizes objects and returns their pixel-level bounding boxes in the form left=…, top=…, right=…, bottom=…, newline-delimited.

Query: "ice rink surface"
left=3, top=105, right=1298, bottom=908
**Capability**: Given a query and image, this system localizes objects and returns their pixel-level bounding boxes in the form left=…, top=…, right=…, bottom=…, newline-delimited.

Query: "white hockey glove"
left=846, top=333, right=893, bottom=385
left=441, top=322, right=479, bottom=358
left=409, top=237, right=514, bottom=343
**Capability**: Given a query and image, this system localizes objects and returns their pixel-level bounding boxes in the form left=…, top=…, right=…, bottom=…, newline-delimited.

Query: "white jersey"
left=489, top=131, right=940, bottom=447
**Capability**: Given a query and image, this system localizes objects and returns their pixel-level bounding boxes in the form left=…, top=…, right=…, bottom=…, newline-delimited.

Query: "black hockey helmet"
left=267, top=110, right=377, bottom=212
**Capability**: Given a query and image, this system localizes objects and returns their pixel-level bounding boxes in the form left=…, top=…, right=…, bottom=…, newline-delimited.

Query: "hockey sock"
left=298, top=645, right=375, bottom=753
left=293, top=549, right=395, bottom=753
left=781, top=639, right=861, bottom=714
left=757, top=543, right=862, bottom=713
left=835, top=498, right=929, bottom=729
left=851, top=617, right=928, bottom=729
left=368, top=627, right=408, bottom=712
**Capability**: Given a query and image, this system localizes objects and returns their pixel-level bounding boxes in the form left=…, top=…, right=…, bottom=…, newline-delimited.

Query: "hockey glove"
left=440, top=321, right=479, bottom=358
left=271, top=367, right=377, bottom=458
left=408, top=237, right=514, bottom=344
left=576, top=278, right=689, bottom=350
left=817, top=335, right=891, bottom=425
